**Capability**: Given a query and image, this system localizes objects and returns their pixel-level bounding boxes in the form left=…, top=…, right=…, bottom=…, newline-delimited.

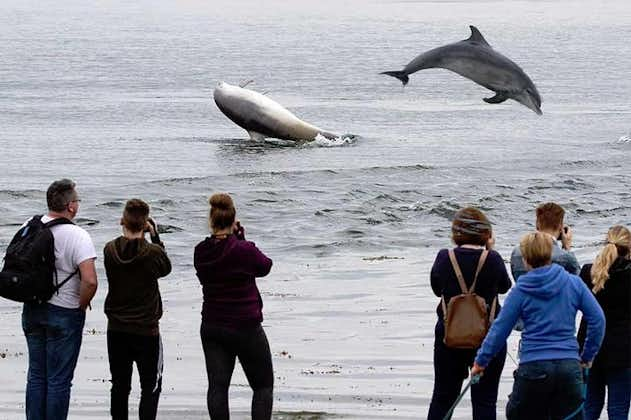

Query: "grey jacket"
left=511, top=240, right=580, bottom=282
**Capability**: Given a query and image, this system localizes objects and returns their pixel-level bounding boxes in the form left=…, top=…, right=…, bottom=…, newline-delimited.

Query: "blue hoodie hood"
left=516, top=263, right=567, bottom=300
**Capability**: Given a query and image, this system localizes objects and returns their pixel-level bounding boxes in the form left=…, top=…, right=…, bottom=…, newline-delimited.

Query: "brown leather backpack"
left=441, top=249, right=497, bottom=349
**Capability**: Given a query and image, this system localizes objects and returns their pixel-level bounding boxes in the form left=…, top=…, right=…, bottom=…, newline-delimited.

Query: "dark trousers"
left=506, top=359, right=584, bottom=420
left=428, top=322, right=507, bottom=420
left=107, top=330, right=163, bottom=420
left=200, top=323, right=274, bottom=420
left=584, top=367, right=631, bottom=420
left=22, top=303, right=85, bottom=420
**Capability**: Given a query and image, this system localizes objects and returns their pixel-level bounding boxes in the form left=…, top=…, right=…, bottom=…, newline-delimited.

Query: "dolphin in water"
left=381, top=26, right=542, bottom=115
left=213, top=81, right=338, bottom=141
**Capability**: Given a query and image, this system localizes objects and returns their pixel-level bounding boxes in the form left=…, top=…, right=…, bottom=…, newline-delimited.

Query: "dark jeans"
left=428, top=322, right=507, bottom=420
left=22, top=302, right=85, bottom=420
left=200, top=323, right=274, bottom=420
left=584, top=367, right=631, bottom=420
left=107, top=330, right=163, bottom=420
left=507, top=359, right=584, bottom=420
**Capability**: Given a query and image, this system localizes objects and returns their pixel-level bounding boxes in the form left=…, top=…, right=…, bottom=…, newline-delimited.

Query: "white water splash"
left=307, top=133, right=361, bottom=147
left=614, top=133, right=631, bottom=144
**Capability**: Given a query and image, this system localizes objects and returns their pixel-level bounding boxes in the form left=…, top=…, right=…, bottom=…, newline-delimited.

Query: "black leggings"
left=107, top=330, right=163, bottom=420
left=200, top=324, right=274, bottom=420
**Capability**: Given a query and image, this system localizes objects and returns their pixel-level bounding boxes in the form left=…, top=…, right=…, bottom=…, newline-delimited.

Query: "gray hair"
left=46, top=179, right=77, bottom=212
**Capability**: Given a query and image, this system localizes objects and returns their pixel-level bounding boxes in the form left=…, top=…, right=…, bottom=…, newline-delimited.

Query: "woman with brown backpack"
left=427, top=207, right=512, bottom=420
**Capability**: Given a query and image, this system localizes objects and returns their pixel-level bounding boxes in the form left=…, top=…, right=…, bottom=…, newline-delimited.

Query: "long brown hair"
left=208, top=193, right=236, bottom=231
left=591, top=225, right=631, bottom=293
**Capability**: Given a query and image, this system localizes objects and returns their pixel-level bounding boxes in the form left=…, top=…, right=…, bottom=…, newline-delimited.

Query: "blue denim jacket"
left=511, top=240, right=580, bottom=282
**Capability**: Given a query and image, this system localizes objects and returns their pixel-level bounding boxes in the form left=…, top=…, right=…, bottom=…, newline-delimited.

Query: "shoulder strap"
left=489, top=295, right=498, bottom=322
left=43, top=217, right=74, bottom=228
left=448, top=249, right=468, bottom=294
left=53, top=268, right=80, bottom=293
left=469, top=250, right=489, bottom=293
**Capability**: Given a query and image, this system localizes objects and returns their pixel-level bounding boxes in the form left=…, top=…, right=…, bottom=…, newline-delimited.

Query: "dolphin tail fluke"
left=380, top=71, right=409, bottom=86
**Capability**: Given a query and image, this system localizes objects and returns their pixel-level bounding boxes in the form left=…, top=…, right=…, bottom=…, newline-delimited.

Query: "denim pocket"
left=515, top=365, right=548, bottom=381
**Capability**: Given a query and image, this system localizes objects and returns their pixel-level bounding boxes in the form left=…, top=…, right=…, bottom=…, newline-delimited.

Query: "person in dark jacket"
left=427, top=207, right=512, bottom=420
left=472, top=231, right=605, bottom=420
left=104, top=199, right=172, bottom=420
left=578, top=225, right=631, bottom=420
left=194, top=193, right=273, bottom=420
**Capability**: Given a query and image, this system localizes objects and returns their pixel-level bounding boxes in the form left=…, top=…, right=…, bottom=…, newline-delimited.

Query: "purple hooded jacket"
left=194, top=233, right=272, bottom=329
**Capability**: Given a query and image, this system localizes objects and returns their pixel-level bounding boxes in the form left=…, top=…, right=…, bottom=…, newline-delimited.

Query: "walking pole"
left=442, top=374, right=481, bottom=420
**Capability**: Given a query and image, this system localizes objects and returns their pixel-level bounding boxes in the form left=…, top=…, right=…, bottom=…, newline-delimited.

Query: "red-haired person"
left=194, top=193, right=273, bottom=420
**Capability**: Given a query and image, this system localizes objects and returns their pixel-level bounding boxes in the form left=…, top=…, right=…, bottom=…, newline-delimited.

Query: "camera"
left=557, top=226, right=569, bottom=240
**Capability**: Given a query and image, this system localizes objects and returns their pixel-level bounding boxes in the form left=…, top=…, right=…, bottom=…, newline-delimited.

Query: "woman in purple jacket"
left=194, top=193, right=273, bottom=420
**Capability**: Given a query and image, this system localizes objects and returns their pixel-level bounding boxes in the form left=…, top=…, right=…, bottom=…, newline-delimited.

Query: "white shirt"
left=39, top=215, right=97, bottom=308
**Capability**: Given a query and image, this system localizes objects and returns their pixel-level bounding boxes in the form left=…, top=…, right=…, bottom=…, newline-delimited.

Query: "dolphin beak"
left=514, top=90, right=543, bottom=115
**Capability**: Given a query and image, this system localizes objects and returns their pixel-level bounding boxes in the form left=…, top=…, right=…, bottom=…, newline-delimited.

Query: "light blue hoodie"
left=476, top=263, right=605, bottom=367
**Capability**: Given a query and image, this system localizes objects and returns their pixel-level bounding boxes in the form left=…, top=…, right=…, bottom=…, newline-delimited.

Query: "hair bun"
left=209, top=193, right=234, bottom=210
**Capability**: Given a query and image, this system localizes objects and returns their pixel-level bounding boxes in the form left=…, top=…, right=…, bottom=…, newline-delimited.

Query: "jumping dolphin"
left=213, top=81, right=338, bottom=141
left=381, top=26, right=542, bottom=115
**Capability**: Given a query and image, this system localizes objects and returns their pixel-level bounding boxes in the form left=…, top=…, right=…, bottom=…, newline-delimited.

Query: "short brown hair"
left=122, top=199, right=150, bottom=233
left=520, top=231, right=553, bottom=268
left=209, top=193, right=235, bottom=230
left=451, top=207, right=492, bottom=246
left=536, top=202, right=564, bottom=231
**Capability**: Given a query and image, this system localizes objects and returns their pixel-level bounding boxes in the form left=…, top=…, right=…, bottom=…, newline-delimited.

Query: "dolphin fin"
left=247, top=130, right=266, bottom=141
left=483, top=92, right=508, bottom=104
left=467, top=25, right=491, bottom=47
left=380, top=71, right=409, bottom=86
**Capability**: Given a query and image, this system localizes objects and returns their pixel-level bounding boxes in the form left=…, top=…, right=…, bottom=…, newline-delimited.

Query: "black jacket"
left=104, top=237, right=171, bottom=336
left=578, top=258, right=631, bottom=369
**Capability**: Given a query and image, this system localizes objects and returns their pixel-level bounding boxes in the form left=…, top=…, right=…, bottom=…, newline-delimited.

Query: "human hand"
left=580, top=360, right=592, bottom=369
left=234, top=220, right=245, bottom=240
left=561, top=225, right=573, bottom=250
left=471, top=362, right=485, bottom=377
left=145, top=218, right=157, bottom=237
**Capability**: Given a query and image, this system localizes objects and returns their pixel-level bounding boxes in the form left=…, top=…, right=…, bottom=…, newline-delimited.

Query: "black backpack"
left=0, top=216, right=77, bottom=303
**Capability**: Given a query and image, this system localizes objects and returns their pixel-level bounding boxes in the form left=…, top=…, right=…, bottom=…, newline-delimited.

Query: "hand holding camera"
left=145, top=218, right=161, bottom=244
left=233, top=220, right=245, bottom=240
left=559, top=225, right=572, bottom=250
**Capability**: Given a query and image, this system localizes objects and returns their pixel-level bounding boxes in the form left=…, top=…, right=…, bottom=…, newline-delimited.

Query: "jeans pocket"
left=515, top=366, right=548, bottom=381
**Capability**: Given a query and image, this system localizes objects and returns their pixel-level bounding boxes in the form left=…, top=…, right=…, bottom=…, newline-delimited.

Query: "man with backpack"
left=9, top=179, right=98, bottom=419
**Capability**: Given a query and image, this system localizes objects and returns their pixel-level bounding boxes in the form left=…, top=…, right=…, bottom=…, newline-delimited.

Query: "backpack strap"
left=43, top=217, right=74, bottom=228
left=489, top=295, right=498, bottom=322
left=42, top=216, right=76, bottom=293
left=447, top=249, right=469, bottom=294
left=469, top=250, right=489, bottom=293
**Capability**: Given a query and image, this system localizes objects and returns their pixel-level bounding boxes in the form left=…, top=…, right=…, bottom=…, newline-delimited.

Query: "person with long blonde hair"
left=578, top=225, right=631, bottom=420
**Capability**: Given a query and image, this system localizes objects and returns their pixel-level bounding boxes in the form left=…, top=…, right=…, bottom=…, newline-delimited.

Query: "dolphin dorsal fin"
left=467, top=25, right=491, bottom=47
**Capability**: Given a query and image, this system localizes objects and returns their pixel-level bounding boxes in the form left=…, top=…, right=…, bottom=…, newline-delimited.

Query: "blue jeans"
left=22, top=302, right=86, bottom=420
left=507, top=359, right=585, bottom=420
left=584, top=367, right=631, bottom=420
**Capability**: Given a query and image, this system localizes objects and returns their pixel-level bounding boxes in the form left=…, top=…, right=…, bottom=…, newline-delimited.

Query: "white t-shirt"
left=37, top=216, right=97, bottom=308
